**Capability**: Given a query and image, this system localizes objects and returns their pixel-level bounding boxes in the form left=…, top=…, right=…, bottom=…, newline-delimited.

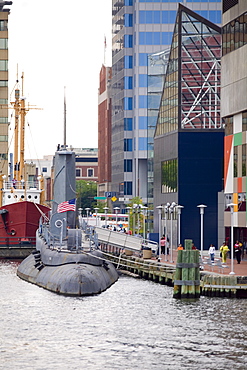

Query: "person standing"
left=234, top=240, right=242, bottom=264
left=220, top=242, right=229, bottom=263
left=160, top=235, right=166, bottom=254
left=208, top=244, right=215, bottom=262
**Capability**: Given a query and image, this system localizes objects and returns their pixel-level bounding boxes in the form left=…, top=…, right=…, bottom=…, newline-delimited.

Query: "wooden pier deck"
left=100, top=245, right=247, bottom=298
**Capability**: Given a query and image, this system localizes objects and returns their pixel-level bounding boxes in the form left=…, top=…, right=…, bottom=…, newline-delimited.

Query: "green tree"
left=76, top=180, right=97, bottom=211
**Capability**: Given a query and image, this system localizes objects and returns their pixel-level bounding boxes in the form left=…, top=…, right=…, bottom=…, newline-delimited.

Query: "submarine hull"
left=17, top=235, right=119, bottom=296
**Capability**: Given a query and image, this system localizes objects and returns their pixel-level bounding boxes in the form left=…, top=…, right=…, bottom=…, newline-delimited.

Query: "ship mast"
left=12, top=72, right=27, bottom=182
left=13, top=81, right=20, bottom=180
left=19, top=73, right=26, bottom=181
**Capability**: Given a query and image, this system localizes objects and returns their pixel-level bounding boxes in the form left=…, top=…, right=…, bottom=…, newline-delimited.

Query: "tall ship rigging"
left=0, top=74, right=50, bottom=258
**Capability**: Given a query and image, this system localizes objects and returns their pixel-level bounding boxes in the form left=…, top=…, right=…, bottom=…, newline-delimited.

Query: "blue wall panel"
left=178, top=131, right=224, bottom=250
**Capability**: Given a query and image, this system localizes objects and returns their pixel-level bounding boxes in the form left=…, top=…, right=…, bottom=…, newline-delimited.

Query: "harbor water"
left=0, top=260, right=247, bottom=370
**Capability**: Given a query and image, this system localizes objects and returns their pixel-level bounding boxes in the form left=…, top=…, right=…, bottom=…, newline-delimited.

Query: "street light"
left=228, top=203, right=236, bottom=275
left=114, top=207, right=120, bottom=230
left=164, top=204, right=169, bottom=261
left=197, top=204, right=207, bottom=258
left=169, top=202, right=176, bottom=263
left=85, top=207, right=90, bottom=224
left=156, top=205, right=163, bottom=261
left=103, top=206, right=108, bottom=228
left=176, top=205, right=184, bottom=245
left=94, top=207, right=99, bottom=227
left=142, top=206, right=148, bottom=239
left=126, top=206, right=131, bottom=233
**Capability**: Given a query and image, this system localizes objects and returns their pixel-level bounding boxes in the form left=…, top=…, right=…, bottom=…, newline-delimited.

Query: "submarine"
left=17, top=147, right=119, bottom=296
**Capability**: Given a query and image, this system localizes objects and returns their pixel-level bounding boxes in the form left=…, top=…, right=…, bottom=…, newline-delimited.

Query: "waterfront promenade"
left=157, top=250, right=247, bottom=276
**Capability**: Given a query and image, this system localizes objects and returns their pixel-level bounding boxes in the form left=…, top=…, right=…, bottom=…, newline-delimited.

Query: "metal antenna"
left=64, top=86, right=66, bottom=148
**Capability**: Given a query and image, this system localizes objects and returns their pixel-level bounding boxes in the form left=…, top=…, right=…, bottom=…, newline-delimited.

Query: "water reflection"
left=0, top=260, right=246, bottom=370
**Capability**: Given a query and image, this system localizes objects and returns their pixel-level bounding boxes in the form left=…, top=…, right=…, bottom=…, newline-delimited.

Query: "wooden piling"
left=173, top=239, right=200, bottom=299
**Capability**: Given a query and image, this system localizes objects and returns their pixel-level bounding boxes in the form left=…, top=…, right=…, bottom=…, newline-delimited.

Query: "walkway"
left=154, top=250, right=247, bottom=276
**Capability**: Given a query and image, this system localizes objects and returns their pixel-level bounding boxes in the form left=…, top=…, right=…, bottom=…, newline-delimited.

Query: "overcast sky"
left=8, top=0, right=112, bottom=160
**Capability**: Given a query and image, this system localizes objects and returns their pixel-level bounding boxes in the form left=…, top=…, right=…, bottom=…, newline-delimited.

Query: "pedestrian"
left=234, top=240, right=242, bottom=264
left=192, top=243, right=197, bottom=250
left=160, top=235, right=166, bottom=254
left=220, top=242, right=229, bottom=263
left=208, top=244, right=215, bottom=262
left=12, top=178, right=17, bottom=189
left=177, top=244, right=183, bottom=250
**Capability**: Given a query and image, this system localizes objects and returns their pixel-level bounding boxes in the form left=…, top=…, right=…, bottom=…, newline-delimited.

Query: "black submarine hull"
left=17, top=233, right=119, bottom=296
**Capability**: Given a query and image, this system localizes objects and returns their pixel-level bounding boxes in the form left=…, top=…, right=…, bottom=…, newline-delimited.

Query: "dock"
left=99, top=242, right=247, bottom=298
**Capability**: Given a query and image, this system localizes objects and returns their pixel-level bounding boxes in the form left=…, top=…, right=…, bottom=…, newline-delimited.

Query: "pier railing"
left=94, top=226, right=158, bottom=253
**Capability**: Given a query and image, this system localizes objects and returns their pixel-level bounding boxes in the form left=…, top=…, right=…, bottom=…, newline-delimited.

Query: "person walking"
left=160, top=235, right=166, bottom=254
left=234, top=240, right=242, bottom=264
left=208, top=244, right=215, bottom=262
left=220, top=242, right=229, bottom=263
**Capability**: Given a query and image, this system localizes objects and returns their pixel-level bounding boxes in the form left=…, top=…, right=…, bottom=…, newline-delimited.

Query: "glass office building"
left=111, top=0, right=221, bottom=207
left=153, top=4, right=224, bottom=248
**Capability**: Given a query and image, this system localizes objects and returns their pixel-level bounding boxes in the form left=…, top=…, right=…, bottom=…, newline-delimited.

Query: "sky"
left=7, top=0, right=112, bottom=160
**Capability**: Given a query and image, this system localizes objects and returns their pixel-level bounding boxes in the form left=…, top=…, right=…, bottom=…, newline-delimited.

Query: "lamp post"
left=169, top=202, right=176, bottom=263
left=228, top=203, right=236, bottom=275
left=133, top=204, right=137, bottom=235
left=114, top=207, right=120, bottom=230
left=156, top=205, right=163, bottom=261
left=126, top=206, right=131, bottom=233
left=197, top=204, right=207, bottom=258
left=164, top=204, right=169, bottom=261
left=142, top=206, right=147, bottom=239
left=85, top=207, right=90, bottom=224
left=103, top=206, right=108, bottom=228
left=94, top=207, right=99, bottom=227
left=176, top=205, right=184, bottom=245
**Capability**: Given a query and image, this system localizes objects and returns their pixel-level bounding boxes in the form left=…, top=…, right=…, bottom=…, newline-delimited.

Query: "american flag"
left=57, top=199, right=76, bottom=213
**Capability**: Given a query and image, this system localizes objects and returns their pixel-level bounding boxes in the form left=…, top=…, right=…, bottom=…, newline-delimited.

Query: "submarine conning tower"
left=50, top=147, right=76, bottom=239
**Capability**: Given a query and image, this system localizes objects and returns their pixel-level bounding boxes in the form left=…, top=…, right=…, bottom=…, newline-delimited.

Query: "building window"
left=224, top=116, right=233, bottom=135
left=139, top=74, right=147, bottom=87
left=0, top=117, right=8, bottom=123
left=76, top=168, right=81, bottom=177
left=161, top=159, right=177, bottom=193
left=222, top=11, right=247, bottom=56
left=125, top=13, right=133, bottom=27
left=243, top=111, right=247, bottom=132
left=0, top=39, right=7, bottom=49
left=88, top=168, right=94, bottom=177
left=124, top=76, right=133, bottom=89
left=234, top=146, right=238, bottom=177
left=124, top=55, right=133, bottom=68
left=139, top=137, right=147, bottom=150
left=124, top=34, right=133, bottom=48
left=124, top=97, right=133, bottom=110
left=139, top=116, right=147, bottom=129
left=139, top=53, right=148, bottom=66
left=242, top=144, right=246, bottom=177
left=124, top=181, right=132, bottom=196
left=0, top=135, right=7, bottom=142
left=124, top=138, right=133, bottom=151
left=0, top=80, right=7, bottom=87
left=124, top=118, right=133, bottom=130
left=124, top=159, right=132, bottom=172
left=0, top=61, right=7, bottom=71
left=0, top=153, right=7, bottom=160
left=139, top=95, right=147, bottom=108
left=0, top=21, right=7, bottom=31
left=42, top=167, right=47, bottom=173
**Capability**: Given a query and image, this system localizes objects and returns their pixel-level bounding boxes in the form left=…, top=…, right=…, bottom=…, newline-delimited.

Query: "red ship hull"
left=0, top=201, right=50, bottom=246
